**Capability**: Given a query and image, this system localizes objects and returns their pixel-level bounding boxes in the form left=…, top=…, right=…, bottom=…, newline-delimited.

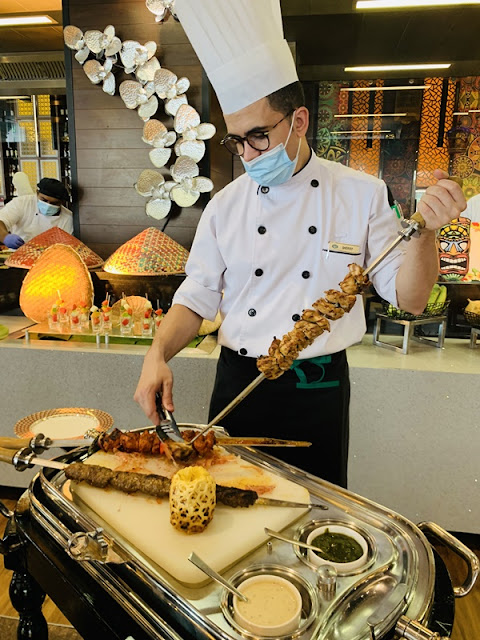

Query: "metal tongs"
left=155, top=393, right=184, bottom=444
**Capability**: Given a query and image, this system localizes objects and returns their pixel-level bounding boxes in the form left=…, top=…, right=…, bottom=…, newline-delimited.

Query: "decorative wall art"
left=63, top=0, right=215, bottom=222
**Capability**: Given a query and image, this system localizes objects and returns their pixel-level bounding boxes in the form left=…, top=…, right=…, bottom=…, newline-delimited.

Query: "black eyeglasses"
left=221, top=110, right=294, bottom=156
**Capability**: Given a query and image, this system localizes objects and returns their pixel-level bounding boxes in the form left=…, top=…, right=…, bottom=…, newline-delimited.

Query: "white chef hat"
left=175, top=0, right=299, bottom=115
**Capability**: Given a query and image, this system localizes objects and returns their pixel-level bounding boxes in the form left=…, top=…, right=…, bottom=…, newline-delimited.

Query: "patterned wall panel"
left=348, top=80, right=384, bottom=177
left=315, top=82, right=349, bottom=165
left=41, top=159, right=60, bottom=180
left=382, top=123, right=419, bottom=216
left=449, top=77, right=480, bottom=199
left=416, top=77, right=456, bottom=188
left=20, top=160, right=39, bottom=190
left=438, top=77, right=480, bottom=281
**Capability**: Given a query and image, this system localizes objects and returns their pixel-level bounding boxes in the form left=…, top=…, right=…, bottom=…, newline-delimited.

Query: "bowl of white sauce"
left=232, top=574, right=302, bottom=637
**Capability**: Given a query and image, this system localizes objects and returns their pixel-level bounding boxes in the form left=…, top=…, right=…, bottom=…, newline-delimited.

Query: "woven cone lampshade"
left=5, top=227, right=104, bottom=270
left=103, top=227, right=189, bottom=275
left=20, top=244, right=94, bottom=323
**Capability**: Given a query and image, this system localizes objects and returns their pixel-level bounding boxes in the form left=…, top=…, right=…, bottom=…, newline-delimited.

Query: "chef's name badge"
left=327, top=241, right=361, bottom=255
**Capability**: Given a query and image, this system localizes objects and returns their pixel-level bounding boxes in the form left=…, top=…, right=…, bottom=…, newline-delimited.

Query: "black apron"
left=208, top=347, right=350, bottom=487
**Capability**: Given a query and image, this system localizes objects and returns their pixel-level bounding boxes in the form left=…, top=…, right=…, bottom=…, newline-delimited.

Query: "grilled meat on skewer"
left=97, top=428, right=215, bottom=463
left=339, top=263, right=370, bottom=295
left=257, top=263, right=369, bottom=379
left=65, top=463, right=258, bottom=508
left=324, top=289, right=357, bottom=312
left=312, top=297, right=345, bottom=320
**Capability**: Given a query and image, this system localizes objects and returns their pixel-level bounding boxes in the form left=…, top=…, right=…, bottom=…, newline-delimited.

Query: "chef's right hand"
left=4, top=234, right=24, bottom=249
left=134, top=347, right=174, bottom=424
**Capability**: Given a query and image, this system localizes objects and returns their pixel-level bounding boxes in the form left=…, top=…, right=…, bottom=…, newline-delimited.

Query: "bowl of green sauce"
left=306, top=524, right=368, bottom=572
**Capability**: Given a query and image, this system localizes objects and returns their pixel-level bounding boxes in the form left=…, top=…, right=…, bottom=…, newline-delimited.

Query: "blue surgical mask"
left=38, top=199, right=60, bottom=216
left=241, top=111, right=301, bottom=187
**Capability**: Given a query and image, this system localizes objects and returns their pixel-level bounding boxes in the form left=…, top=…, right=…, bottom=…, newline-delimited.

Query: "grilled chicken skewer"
left=0, top=431, right=311, bottom=458
left=257, top=263, right=368, bottom=380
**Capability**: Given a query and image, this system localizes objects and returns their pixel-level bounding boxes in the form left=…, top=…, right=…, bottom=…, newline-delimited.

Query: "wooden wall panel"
left=68, top=0, right=207, bottom=258
left=79, top=204, right=202, bottom=227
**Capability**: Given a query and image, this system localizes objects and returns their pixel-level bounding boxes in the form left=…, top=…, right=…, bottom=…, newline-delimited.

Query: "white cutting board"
left=70, top=450, right=310, bottom=586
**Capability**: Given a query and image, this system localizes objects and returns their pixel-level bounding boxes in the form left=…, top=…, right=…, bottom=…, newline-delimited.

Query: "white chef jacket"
left=173, top=151, right=405, bottom=358
left=465, top=193, right=480, bottom=223
left=0, top=195, right=73, bottom=243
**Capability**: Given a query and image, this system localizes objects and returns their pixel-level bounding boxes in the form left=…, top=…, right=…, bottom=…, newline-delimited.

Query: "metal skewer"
left=189, top=372, right=266, bottom=443
left=0, top=446, right=67, bottom=471
left=364, top=176, right=463, bottom=277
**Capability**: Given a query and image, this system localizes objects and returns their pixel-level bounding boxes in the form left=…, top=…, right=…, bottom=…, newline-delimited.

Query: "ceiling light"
left=333, top=130, right=392, bottom=134
left=0, top=15, right=56, bottom=27
left=345, top=64, right=451, bottom=72
left=0, top=96, right=30, bottom=100
left=334, top=113, right=407, bottom=118
left=340, top=85, right=430, bottom=92
left=356, top=1, right=480, bottom=8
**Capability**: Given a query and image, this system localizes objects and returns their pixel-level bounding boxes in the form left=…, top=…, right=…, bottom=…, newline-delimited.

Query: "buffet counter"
left=0, top=315, right=478, bottom=533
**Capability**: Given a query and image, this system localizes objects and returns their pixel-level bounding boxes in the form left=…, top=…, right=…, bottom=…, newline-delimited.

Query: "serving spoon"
left=188, top=552, right=248, bottom=602
left=264, top=527, right=330, bottom=555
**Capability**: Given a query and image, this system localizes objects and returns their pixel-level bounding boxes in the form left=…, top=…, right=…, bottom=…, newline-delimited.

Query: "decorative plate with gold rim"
left=14, top=407, right=113, bottom=440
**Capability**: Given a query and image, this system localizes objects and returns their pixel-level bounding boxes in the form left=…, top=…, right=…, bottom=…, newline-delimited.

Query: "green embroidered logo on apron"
left=291, top=356, right=340, bottom=390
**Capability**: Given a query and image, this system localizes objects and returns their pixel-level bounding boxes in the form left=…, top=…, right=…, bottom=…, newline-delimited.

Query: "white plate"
left=14, top=407, right=113, bottom=439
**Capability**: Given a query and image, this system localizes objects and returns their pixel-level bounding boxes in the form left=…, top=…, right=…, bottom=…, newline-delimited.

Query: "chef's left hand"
left=417, top=169, right=466, bottom=231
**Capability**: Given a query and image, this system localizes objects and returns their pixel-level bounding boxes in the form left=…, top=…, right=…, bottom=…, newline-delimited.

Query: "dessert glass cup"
left=90, top=313, right=104, bottom=334
left=142, top=317, right=153, bottom=336
left=102, top=309, right=112, bottom=332
left=120, top=315, right=133, bottom=335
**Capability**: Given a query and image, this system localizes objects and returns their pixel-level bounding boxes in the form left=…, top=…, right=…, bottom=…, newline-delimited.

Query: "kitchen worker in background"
left=134, top=0, right=466, bottom=487
left=0, top=177, right=73, bottom=249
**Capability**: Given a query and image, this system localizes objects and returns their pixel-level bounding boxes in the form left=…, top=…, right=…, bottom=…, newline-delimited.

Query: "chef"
left=135, top=0, right=466, bottom=486
left=0, top=177, right=73, bottom=249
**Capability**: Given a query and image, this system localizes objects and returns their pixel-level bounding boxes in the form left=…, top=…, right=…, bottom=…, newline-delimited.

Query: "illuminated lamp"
left=5, top=227, right=104, bottom=270
left=103, top=227, right=189, bottom=275
left=19, top=244, right=94, bottom=323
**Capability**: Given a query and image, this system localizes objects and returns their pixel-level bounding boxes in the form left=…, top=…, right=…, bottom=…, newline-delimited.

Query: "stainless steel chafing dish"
left=8, top=445, right=480, bottom=640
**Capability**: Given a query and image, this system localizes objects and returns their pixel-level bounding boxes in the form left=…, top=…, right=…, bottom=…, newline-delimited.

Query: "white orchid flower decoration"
left=168, top=156, right=213, bottom=208
left=84, top=25, right=122, bottom=57
left=83, top=58, right=116, bottom=96
left=173, top=104, right=216, bottom=163
left=154, top=68, right=189, bottom=116
left=143, top=119, right=176, bottom=168
left=63, top=25, right=90, bottom=64
left=135, top=56, right=161, bottom=84
left=119, top=80, right=159, bottom=121
left=135, top=169, right=174, bottom=220
left=66, top=19, right=217, bottom=218
left=120, top=40, right=157, bottom=75
left=145, top=0, right=177, bottom=23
